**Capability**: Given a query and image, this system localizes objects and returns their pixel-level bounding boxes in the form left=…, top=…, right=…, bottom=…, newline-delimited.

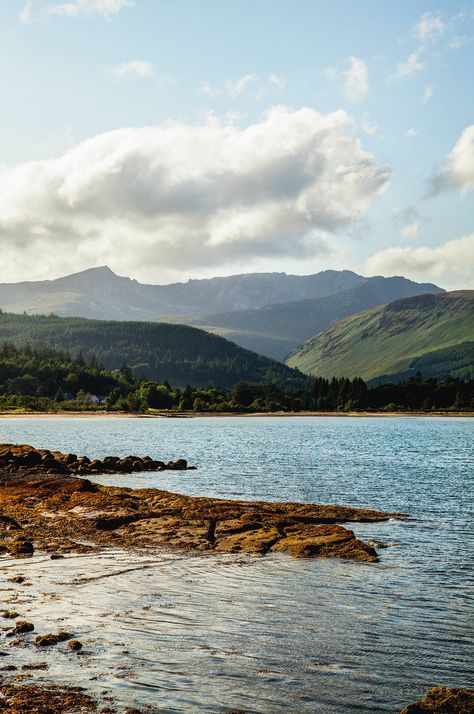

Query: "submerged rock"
left=400, top=686, right=474, bottom=713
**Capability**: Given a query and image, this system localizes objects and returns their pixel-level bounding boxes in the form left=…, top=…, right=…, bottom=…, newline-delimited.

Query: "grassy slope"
left=0, top=312, right=309, bottom=390
left=287, top=291, right=474, bottom=380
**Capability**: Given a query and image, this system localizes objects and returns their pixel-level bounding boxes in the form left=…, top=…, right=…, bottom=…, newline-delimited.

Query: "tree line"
left=0, top=343, right=472, bottom=413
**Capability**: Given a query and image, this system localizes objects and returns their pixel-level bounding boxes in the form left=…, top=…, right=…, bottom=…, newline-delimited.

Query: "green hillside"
left=0, top=312, right=309, bottom=390
left=287, top=291, right=474, bottom=381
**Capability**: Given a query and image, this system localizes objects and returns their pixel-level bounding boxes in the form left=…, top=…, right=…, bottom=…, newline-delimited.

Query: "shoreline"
left=0, top=409, right=472, bottom=419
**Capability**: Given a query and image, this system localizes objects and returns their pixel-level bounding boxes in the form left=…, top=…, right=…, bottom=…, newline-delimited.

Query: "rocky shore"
left=6, top=444, right=468, bottom=714
left=0, top=444, right=406, bottom=561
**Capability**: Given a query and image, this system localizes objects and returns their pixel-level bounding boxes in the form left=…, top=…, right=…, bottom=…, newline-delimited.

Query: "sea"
left=0, top=415, right=472, bottom=713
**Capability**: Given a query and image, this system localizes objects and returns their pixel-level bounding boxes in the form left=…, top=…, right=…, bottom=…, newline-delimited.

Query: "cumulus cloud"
left=430, top=124, right=474, bottom=195
left=0, top=107, right=391, bottom=282
left=365, top=234, right=474, bottom=289
left=108, top=60, right=155, bottom=80
left=395, top=52, right=426, bottom=78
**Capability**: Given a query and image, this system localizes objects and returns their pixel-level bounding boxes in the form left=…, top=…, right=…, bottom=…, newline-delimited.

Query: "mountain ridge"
left=287, top=291, right=474, bottom=382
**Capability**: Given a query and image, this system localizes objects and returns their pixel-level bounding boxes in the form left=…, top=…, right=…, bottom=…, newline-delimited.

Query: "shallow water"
left=0, top=416, right=473, bottom=712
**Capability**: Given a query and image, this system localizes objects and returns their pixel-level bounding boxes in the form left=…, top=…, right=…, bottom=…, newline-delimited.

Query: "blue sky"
left=0, top=0, right=473, bottom=287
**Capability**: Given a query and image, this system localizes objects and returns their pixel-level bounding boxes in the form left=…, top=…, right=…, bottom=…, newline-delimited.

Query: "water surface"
left=0, top=416, right=472, bottom=712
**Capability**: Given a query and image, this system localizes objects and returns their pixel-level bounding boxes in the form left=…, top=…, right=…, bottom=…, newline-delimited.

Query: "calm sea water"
left=0, top=416, right=473, bottom=713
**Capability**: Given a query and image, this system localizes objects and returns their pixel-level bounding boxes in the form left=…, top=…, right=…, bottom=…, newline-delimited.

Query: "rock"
left=50, top=553, right=65, bottom=559
left=12, top=621, right=34, bottom=634
left=0, top=684, right=97, bottom=712
left=400, top=686, right=474, bottom=713
left=35, top=631, right=73, bottom=647
left=7, top=575, right=25, bottom=584
left=1, top=611, right=19, bottom=619
left=67, top=639, right=83, bottom=651
left=9, top=539, right=34, bottom=556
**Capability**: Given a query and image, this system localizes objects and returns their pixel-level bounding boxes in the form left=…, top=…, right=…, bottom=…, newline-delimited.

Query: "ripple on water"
left=0, top=416, right=472, bottom=712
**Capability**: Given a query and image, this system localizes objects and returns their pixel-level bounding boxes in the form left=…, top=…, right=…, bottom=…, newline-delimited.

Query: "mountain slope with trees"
left=287, top=291, right=474, bottom=382
left=0, top=312, right=309, bottom=389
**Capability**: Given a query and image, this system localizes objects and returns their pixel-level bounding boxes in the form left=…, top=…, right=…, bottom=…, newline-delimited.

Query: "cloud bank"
left=0, top=107, right=390, bottom=282
left=365, top=234, right=474, bottom=289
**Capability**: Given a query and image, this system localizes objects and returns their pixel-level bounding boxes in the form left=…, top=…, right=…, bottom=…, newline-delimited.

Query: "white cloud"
left=450, top=35, right=467, bottom=49
left=413, top=12, right=446, bottom=44
left=0, top=107, right=391, bottom=282
left=108, top=60, right=155, bottom=80
left=19, top=0, right=133, bottom=22
left=365, top=234, right=474, bottom=289
left=361, top=119, right=379, bottom=136
left=200, top=73, right=286, bottom=100
left=401, top=221, right=420, bottom=238
left=269, top=74, right=287, bottom=91
left=19, top=0, right=33, bottom=23
left=224, top=74, right=257, bottom=98
left=395, top=52, right=426, bottom=78
left=47, top=0, right=133, bottom=18
left=404, top=128, right=418, bottom=138
left=421, top=84, right=433, bottom=103
left=431, top=124, right=474, bottom=195
left=394, top=206, right=422, bottom=239
left=343, top=57, right=369, bottom=103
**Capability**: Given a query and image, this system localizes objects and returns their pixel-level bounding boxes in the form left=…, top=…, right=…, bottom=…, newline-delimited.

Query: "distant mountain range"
left=287, top=291, right=474, bottom=383
left=0, top=267, right=442, bottom=360
left=0, top=312, right=309, bottom=390
left=185, top=275, right=444, bottom=360
left=0, top=266, right=363, bottom=320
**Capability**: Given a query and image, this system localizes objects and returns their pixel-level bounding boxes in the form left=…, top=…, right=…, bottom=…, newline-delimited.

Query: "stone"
left=400, top=686, right=474, bottom=713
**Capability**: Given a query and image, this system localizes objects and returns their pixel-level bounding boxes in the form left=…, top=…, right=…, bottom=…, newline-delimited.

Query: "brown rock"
left=35, top=631, right=73, bottom=647
left=0, top=683, right=97, bottom=712
left=67, top=639, right=83, bottom=651
left=400, top=686, right=474, bottom=713
left=12, top=621, right=34, bottom=634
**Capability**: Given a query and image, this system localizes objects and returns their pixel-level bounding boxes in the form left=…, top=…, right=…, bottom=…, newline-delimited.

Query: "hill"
left=0, top=266, right=363, bottom=320
left=286, top=291, right=474, bottom=382
left=0, top=312, right=309, bottom=390
left=187, top=276, right=444, bottom=360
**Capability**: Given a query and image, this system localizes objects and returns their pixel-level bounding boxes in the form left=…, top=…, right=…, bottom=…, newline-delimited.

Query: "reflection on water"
left=0, top=416, right=473, bottom=712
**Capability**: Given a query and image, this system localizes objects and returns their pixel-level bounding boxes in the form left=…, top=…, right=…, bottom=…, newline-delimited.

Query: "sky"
left=0, top=0, right=473, bottom=288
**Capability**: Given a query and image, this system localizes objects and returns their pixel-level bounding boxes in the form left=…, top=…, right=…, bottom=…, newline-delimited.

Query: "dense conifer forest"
left=0, top=343, right=472, bottom=413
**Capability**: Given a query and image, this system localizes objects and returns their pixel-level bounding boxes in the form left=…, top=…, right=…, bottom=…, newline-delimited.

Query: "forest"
left=0, top=343, right=472, bottom=413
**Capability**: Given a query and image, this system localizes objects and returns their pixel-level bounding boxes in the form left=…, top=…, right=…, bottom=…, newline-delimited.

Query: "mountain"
left=0, top=266, right=364, bottom=320
left=287, top=291, right=474, bottom=382
left=0, top=312, right=310, bottom=390
left=186, top=276, right=444, bottom=360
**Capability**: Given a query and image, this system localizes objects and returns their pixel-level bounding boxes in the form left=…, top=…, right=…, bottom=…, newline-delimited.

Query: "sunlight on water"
left=0, top=416, right=473, bottom=712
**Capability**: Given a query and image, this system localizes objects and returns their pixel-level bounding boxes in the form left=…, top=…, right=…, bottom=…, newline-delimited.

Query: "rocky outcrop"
left=0, top=444, right=194, bottom=476
left=0, top=448, right=406, bottom=561
left=0, top=684, right=97, bottom=712
left=400, top=687, right=474, bottom=713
